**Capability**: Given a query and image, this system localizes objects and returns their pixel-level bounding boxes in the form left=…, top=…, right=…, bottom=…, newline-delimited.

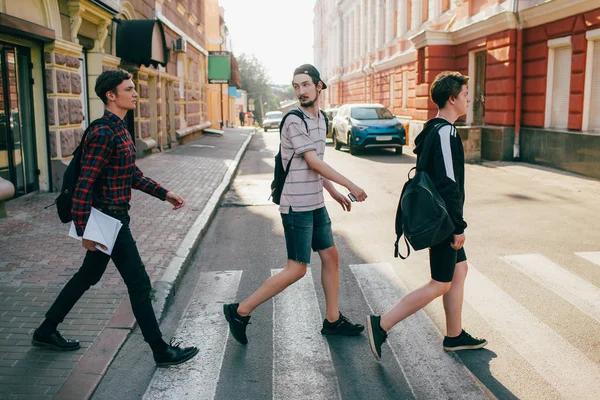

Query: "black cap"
left=293, top=64, right=327, bottom=89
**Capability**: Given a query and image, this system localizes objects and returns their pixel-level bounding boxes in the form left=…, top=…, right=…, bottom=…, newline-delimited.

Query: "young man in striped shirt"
left=366, top=71, right=487, bottom=361
left=32, top=70, right=199, bottom=367
left=224, top=64, right=368, bottom=344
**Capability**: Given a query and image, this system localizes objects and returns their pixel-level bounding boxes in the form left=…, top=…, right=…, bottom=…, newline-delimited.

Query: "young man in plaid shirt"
left=32, top=70, right=199, bottom=367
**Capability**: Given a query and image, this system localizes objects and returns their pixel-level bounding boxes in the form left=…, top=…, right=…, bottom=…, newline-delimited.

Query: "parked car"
left=262, top=111, right=284, bottom=132
left=323, top=107, right=338, bottom=138
left=331, top=104, right=406, bottom=155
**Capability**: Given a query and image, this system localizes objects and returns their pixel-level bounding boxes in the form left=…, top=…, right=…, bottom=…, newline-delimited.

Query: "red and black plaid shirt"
left=72, top=110, right=168, bottom=236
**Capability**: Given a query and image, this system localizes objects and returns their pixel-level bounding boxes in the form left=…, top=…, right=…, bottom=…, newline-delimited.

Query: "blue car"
left=331, top=104, right=406, bottom=155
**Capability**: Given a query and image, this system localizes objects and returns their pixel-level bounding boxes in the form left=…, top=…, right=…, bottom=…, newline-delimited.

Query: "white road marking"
left=271, top=268, right=341, bottom=400
left=189, top=144, right=216, bottom=148
left=144, top=270, right=243, bottom=400
left=576, top=251, right=600, bottom=266
left=502, top=254, right=600, bottom=323
left=351, top=263, right=487, bottom=400
left=465, top=263, right=600, bottom=400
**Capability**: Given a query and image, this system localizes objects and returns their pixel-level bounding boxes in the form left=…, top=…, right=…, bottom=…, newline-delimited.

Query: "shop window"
left=544, top=36, right=572, bottom=129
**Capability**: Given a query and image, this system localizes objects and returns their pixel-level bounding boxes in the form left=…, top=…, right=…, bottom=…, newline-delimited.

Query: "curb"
left=54, top=129, right=255, bottom=400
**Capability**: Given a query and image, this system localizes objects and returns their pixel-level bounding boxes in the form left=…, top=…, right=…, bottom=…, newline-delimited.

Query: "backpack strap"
left=416, top=121, right=451, bottom=172
left=77, top=117, right=119, bottom=155
left=278, top=109, right=308, bottom=171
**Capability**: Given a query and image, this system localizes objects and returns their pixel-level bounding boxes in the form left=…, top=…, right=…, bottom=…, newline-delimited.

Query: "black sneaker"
left=31, top=329, right=81, bottom=351
left=443, top=330, right=487, bottom=351
left=154, top=338, right=199, bottom=367
left=320, top=312, right=364, bottom=336
left=366, top=315, right=387, bottom=361
left=223, top=303, right=251, bottom=345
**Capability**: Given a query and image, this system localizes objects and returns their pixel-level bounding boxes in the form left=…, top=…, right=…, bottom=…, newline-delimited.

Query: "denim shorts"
left=281, top=206, right=335, bottom=265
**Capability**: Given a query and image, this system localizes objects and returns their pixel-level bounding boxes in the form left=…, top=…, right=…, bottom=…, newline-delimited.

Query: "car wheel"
left=264, top=128, right=268, bottom=132
left=348, top=133, right=360, bottom=155
left=333, top=130, right=342, bottom=150
left=395, top=146, right=403, bottom=155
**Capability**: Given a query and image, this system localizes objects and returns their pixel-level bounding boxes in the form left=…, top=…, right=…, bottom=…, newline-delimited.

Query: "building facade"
left=0, top=0, right=240, bottom=198
left=314, top=0, right=600, bottom=179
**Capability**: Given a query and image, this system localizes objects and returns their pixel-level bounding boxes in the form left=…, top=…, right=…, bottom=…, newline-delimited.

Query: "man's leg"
left=317, top=246, right=339, bottom=322
left=109, top=224, right=162, bottom=345
left=313, top=207, right=363, bottom=335
left=33, top=247, right=110, bottom=350
left=224, top=208, right=313, bottom=345
left=442, top=260, right=468, bottom=337
left=111, top=220, right=198, bottom=366
left=380, top=280, right=451, bottom=332
left=238, top=261, right=307, bottom=316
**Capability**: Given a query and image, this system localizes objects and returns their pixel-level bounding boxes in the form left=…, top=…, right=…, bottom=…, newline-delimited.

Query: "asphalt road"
left=95, top=129, right=600, bottom=400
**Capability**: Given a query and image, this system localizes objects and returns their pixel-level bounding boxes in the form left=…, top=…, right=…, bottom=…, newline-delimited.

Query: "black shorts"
left=429, top=235, right=467, bottom=283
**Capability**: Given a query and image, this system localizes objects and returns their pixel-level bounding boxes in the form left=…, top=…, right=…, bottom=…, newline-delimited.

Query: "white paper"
left=69, top=207, right=123, bottom=255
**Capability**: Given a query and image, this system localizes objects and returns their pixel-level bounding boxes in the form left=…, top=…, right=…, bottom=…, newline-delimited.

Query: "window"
left=402, top=71, right=409, bottom=108
left=351, top=107, right=394, bottom=120
left=389, top=75, right=395, bottom=110
left=544, top=36, right=572, bottom=129
left=583, top=28, right=600, bottom=132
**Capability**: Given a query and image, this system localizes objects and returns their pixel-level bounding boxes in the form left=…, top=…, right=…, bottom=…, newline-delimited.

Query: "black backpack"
left=47, top=118, right=117, bottom=223
left=394, top=122, right=455, bottom=259
left=269, top=109, right=328, bottom=205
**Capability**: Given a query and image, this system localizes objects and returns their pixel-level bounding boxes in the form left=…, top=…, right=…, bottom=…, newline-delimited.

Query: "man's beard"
left=300, top=98, right=315, bottom=107
left=299, top=91, right=319, bottom=107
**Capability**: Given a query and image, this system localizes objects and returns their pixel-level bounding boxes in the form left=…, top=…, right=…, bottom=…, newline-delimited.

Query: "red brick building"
left=314, top=0, right=600, bottom=178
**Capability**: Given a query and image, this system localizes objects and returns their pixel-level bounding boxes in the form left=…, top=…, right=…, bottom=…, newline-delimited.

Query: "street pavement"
left=135, top=130, right=599, bottom=400
left=2, top=127, right=600, bottom=399
left=0, top=127, right=255, bottom=400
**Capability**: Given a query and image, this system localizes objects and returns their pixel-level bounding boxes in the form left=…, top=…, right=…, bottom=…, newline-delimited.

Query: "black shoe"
left=366, top=315, right=387, bottom=361
left=320, top=312, right=364, bottom=336
left=223, top=303, right=251, bottom=345
left=31, top=329, right=81, bottom=351
left=443, top=330, right=487, bottom=351
left=154, top=338, right=199, bottom=367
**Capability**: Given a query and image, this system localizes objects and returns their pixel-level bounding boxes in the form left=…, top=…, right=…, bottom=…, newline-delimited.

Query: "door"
left=0, top=43, right=38, bottom=196
left=473, top=51, right=486, bottom=125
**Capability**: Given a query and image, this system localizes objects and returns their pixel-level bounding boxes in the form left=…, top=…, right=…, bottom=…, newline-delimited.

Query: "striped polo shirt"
left=279, top=107, right=326, bottom=214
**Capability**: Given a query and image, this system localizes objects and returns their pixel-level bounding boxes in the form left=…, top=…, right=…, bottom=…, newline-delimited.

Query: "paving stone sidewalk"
left=0, top=127, right=255, bottom=399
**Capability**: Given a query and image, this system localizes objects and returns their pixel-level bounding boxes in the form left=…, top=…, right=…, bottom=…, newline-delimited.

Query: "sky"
left=218, top=0, right=316, bottom=85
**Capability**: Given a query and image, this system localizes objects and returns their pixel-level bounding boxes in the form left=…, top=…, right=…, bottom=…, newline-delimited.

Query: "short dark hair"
left=430, top=71, right=469, bottom=109
left=95, top=70, right=132, bottom=105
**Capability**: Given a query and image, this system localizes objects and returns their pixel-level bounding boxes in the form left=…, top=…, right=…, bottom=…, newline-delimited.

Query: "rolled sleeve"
left=285, top=119, right=316, bottom=155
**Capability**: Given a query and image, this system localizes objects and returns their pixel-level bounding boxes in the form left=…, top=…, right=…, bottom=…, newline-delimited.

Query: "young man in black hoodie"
left=366, top=71, right=487, bottom=360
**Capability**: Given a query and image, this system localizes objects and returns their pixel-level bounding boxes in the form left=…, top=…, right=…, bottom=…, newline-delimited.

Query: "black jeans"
left=45, top=211, right=162, bottom=343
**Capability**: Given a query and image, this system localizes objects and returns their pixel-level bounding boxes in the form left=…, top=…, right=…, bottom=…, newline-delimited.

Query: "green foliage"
left=237, top=53, right=279, bottom=124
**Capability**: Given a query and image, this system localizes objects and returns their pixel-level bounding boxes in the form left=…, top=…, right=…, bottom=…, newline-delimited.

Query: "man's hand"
left=451, top=233, right=465, bottom=250
left=166, top=191, right=185, bottom=210
left=82, top=238, right=107, bottom=252
left=330, top=189, right=352, bottom=212
left=347, top=184, right=367, bottom=202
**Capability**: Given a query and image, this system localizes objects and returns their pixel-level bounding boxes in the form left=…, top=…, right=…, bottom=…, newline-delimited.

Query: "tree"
left=237, top=54, right=279, bottom=124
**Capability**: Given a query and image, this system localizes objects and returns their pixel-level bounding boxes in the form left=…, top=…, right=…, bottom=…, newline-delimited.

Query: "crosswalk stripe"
left=502, top=254, right=600, bottom=323
left=350, top=263, right=488, bottom=400
left=576, top=251, right=600, bottom=266
left=143, top=270, right=243, bottom=400
left=271, top=268, right=341, bottom=400
left=465, top=263, right=600, bottom=399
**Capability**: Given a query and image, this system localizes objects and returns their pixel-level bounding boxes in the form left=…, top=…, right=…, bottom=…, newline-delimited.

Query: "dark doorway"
left=474, top=51, right=486, bottom=125
left=0, top=43, right=38, bottom=196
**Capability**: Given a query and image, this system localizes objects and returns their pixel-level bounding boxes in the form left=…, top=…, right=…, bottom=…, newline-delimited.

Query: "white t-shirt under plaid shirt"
left=279, top=107, right=326, bottom=214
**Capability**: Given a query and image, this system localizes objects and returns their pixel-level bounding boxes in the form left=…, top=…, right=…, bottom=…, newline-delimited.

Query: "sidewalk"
left=0, top=127, right=255, bottom=400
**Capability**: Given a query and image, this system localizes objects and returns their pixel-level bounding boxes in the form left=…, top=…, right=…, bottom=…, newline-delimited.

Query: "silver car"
left=262, top=111, right=284, bottom=132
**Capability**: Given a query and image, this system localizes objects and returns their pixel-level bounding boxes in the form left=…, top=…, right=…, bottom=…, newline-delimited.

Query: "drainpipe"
left=513, top=0, right=523, bottom=160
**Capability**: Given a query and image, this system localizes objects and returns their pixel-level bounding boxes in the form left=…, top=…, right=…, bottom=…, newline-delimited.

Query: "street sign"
left=208, top=51, right=230, bottom=84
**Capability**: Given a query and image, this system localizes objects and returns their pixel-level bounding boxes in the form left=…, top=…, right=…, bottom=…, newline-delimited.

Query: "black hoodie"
left=413, top=118, right=467, bottom=235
